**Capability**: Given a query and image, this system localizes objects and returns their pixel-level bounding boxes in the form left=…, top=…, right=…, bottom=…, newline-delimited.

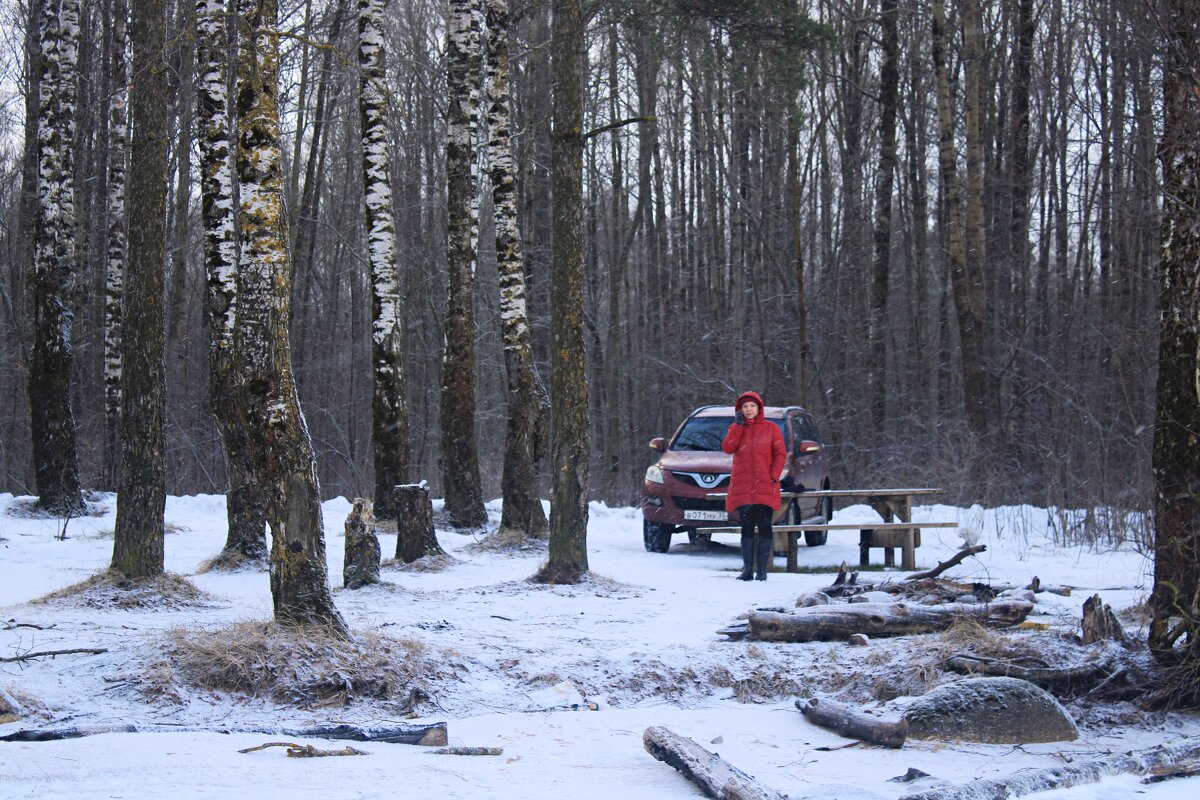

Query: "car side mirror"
left=649, top=437, right=665, bottom=452
left=797, top=440, right=821, bottom=454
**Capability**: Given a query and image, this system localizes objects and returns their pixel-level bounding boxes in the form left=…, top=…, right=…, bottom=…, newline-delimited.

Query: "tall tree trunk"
left=534, top=0, right=588, bottom=584
left=101, top=0, right=127, bottom=491
left=167, top=0, right=195, bottom=369
left=112, top=0, right=168, bottom=579
left=933, top=0, right=985, bottom=445
left=868, top=0, right=899, bottom=437
left=485, top=0, right=548, bottom=538
left=441, top=0, right=487, bottom=528
left=1149, top=0, right=1200, bottom=703
left=197, top=0, right=266, bottom=562
left=234, top=0, right=347, bottom=635
left=358, top=0, right=410, bottom=519
left=29, top=0, right=85, bottom=515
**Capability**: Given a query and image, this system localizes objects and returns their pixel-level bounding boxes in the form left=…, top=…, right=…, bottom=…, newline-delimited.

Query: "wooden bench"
left=704, top=488, right=956, bottom=571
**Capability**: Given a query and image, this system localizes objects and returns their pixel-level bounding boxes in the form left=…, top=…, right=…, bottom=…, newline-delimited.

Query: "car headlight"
left=645, top=465, right=664, bottom=484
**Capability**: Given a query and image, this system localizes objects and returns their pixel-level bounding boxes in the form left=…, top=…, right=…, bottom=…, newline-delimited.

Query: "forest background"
left=0, top=0, right=1166, bottom=525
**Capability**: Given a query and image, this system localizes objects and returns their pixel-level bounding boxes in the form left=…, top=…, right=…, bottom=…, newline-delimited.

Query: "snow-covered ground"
left=1, top=492, right=1196, bottom=799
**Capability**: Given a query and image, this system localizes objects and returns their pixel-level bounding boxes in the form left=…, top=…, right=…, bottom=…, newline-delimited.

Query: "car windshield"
left=670, top=416, right=787, bottom=451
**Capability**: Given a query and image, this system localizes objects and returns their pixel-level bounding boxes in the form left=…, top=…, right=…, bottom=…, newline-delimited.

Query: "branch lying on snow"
left=0, top=721, right=447, bottom=746
left=796, top=697, right=908, bottom=748
left=904, top=545, right=987, bottom=581
left=428, top=746, right=503, bottom=756
left=944, top=654, right=1110, bottom=694
left=898, top=737, right=1200, bottom=800
left=719, top=600, right=1034, bottom=642
left=239, top=741, right=367, bottom=758
left=0, top=647, right=107, bottom=663
left=643, top=725, right=786, bottom=800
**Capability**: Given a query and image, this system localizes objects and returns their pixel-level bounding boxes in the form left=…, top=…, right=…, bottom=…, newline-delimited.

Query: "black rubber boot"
left=737, top=536, right=754, bottom=580
left=755, top=534, right=772, bottom=580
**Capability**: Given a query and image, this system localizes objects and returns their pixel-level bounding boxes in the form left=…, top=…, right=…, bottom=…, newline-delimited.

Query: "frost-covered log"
left=485, top=0, right=548, bottom=540
left=797, top=697, right=908, bottom=748
left=943, top=654, right=1108, bottom=694
left=357, top=0, right=409, bottom=520
left=739, top=601, right=1033, bottom=642
left=899, top=737, right=1200, bottom=800
left=1, top=721, right=448, bottom=746
left=29, top=0, right=84, bottom=515
left=196, top=0, right=266, bottom=562
left=643, top=726, right=786, bottom=800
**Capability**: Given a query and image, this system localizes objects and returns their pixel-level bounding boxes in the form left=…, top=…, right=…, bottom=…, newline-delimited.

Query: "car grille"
left=672, top=496, right=726, bottom=511
left=669, top=471, right=730, bottom=489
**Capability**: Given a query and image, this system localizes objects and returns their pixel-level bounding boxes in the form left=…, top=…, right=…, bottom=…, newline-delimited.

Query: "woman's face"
left=741, top=400, right=759, bottom=420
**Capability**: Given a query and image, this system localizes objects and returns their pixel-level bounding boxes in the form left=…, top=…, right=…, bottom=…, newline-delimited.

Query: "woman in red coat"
left=722, top=390, right=786, bottom=580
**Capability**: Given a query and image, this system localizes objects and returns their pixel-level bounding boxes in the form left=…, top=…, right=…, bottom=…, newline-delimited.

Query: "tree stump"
left=394, top=482, right=445, bottom=563
left=1081, top=594, right=1126, bottom=644
left=342, top=498, right=380, bottom=589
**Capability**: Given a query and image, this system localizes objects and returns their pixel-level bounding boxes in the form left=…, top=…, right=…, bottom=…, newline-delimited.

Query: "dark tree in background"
left=28, top=0, right=84, bottom=515
left=535, top=0, right=588, bottom=584
left=1149, top=0, right=1200, bottom=705
left=112, top=0, right=168, bottom=579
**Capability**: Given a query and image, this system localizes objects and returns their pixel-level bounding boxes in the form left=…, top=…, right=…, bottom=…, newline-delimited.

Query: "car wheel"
left=686, top=529, right=712, bottom=546
left=643, top=519, right=672, bottom=553
left=804, top=497, right=829, bottom=547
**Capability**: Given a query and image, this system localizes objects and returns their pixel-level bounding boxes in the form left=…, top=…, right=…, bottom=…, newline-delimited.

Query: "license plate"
left=684, top=510, right=728, bottom=521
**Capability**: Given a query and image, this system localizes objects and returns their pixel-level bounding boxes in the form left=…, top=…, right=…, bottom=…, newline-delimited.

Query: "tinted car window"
left=793, top=413, right=820, bottom=442
left=671, top=416, right=786, bottom=452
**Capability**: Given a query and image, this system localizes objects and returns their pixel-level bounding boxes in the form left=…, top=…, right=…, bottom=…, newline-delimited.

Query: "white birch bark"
left=441, top=0, right=486, bottom=528
left=102, top=0, right=127, bottom=489
left=484, top=0, right=547, bottom=537
left=29, top=0, right=84, bottom=514
left=235, top=0, right=346, bottom=634
left=357, top=0, right=409, bottom=518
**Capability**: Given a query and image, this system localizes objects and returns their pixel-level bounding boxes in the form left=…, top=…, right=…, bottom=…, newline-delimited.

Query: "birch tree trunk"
left=442, top=0, right=487, bottom=528
left=534, top=0, right=588, bottom=584
left=101, top=0, right=127, bottom=491
left=29, top=0, right=84, bottom=515
left=484, top=0, right=548, bottom=538
left=197, top=0, right=266, bottom=562
left=1149, top=0, right=1200, bottom=703
left=111, top=0, right=168, bottom=579
left=234, top=0, right=346, bottom=636
left=358, top=0, right=410, bottom=520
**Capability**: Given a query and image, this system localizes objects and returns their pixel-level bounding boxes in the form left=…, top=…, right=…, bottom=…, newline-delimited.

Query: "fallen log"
left=904, top=545, right=987, bottom=581
left=0, top=721, right=447, bottom=746
left=796, top=697, right=908, bottom=748
left=643, top=725, right=786, bottom=800
left=0, top=647, right=108, bottom=663
left=741, top=600, right=1033, bottom=642
left=943, top=654, right=1109, bottom=694
left=899, top=737, right=1200, bottom=800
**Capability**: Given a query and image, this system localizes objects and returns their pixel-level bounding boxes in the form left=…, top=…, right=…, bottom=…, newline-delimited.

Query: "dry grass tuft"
left=730, top=671, right=805, bottom=703
left=195, top=549, right=266, bottom=574
left=386, top=553, right=456, bottom=573
left=33, top=570, right=214, bottom=610
left=156, top=622, right=433, bottom=710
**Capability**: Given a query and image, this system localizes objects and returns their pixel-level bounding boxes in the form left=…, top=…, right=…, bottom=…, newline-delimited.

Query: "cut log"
left=1081, top=594, right=1126, bottom=644
left=393, top=482, right=446, bottom=563
left=0, top=721, right=448, bottom=746
left=643, top=725, right=786, bottom=800
left=899, top=736, right=1200, bottom=800
left=741, top=601, right=1033, bottom=642
left=903, top=545, right=986, bottom=581
left=796, top=697, right=908, bottom=748
left=943, top=654, right=1109, bottom=694
left=342, top=498, right=381, bottom=589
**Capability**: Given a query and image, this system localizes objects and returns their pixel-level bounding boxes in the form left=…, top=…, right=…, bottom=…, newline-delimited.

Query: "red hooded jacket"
left=721, top=390, right=786, bottom=512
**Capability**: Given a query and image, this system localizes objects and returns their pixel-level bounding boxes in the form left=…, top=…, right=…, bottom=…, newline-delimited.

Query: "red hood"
left=735, top=390, right=765, bottom=417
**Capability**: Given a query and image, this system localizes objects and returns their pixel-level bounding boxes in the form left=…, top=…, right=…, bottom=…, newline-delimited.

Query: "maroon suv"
left=641, top=404, right=832, bottom=552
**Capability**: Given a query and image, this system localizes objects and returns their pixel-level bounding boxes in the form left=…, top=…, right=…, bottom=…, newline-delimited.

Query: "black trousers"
left=738, top=504, right=774, bottom=541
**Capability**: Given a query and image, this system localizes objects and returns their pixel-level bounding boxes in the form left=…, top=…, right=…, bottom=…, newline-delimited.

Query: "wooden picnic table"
left=704, top=488, right=956, bottom=571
